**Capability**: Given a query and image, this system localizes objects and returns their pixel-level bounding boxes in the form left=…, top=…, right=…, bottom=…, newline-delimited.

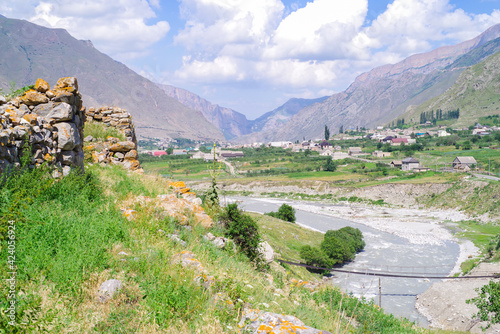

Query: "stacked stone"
left=84, top=107, right=141, bottom=171
left=0, top=77, right=84, bottom=176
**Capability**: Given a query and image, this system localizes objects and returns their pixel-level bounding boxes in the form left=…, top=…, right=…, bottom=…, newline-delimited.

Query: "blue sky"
left=0, top=0, right=499, bottom=119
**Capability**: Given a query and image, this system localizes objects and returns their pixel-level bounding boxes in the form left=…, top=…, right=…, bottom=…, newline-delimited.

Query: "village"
left=140, top=122, right=499, bottom=175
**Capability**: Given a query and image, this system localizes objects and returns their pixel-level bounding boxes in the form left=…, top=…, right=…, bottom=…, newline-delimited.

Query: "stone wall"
left=84, top=107, right=141, bottom=171
left=0, top=77, right=84, bottom=176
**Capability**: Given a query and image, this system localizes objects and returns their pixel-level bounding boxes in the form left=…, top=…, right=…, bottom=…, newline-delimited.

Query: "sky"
left=0, top=0, right=499, bottom=119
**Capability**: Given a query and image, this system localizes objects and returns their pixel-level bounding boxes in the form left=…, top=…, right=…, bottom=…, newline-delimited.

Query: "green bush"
left=220, top=204, right=261, bottom=262
left=300, top=226, right=364, bottom=274
left=467, top=280, right=500, bottom=329
left=264, top=203, right=296, bottom=223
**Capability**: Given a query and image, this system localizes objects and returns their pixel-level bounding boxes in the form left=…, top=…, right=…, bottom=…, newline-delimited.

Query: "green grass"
left=84, top=121, right=126, bottom=141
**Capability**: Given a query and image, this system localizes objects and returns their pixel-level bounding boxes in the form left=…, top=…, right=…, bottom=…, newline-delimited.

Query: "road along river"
left=224, top=196, right=477, bottom=326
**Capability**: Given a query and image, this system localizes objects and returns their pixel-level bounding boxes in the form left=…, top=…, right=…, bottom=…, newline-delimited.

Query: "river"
left=224, top=196, right=461, bottom=327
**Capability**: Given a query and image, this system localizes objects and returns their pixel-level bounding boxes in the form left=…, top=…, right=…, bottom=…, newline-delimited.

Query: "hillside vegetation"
left=402, top=51, right=500, bottom=127
left=0, top=161, right=438, bottom=333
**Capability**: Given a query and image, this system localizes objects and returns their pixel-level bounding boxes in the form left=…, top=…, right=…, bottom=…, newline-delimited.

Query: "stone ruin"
left=84, top=106, right=141, bottom=171
left=0, top=77, right=84, bottom=176
left=0, top=77, right=141, bottom=176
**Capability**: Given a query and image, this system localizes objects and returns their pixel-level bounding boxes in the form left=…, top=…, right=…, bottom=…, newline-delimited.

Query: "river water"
left=224, top=196, right=460, bottom=327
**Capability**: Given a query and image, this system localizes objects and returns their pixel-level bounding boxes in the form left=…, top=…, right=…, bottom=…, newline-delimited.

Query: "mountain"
left=0, top=16, right=224, bottom=141
left=269, top=24, right=500, bottom=141
left=401, top=50, right=500, bottom=127
left=160, top=83, right=328, bottom=141
left=250, top=97, right=328, bottom=133
left=158, top=84, right=251, bottom=140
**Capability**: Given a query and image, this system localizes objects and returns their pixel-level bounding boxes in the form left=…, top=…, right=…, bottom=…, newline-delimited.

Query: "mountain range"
left=265, top=24, right=500, bottom=141
left=0, top=15, right=224, bottom=141
left=1, top=15, right=499, bottom=143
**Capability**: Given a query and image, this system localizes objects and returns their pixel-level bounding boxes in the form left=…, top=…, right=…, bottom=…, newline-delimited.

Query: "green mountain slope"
left=402, top=50, right=500, bottom=126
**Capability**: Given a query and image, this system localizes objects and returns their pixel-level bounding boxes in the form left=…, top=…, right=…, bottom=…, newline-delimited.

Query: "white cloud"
left=10, top=0, right=170, bottom=60
left=174, top=0, right=500, bottom=99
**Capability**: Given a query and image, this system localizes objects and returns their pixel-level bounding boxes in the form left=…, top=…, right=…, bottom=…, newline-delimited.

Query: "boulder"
left=55, top=77, right=78, bottom=93
left=46, top=102, right=73, bottom=121
left=54, top=122, right=81, bottom=150
left=35, top=78, right=49, bottom=93
left=258, top=241, right=275, bottom=263
left=97, top=279, right=122, bottom=303
left=60, top=150, right=75, bottom=165
left=109, top=141, right=135, bottom=152
left=124, top=149, right=138, bottom=160
left=20, top=90, right=49, bottom=106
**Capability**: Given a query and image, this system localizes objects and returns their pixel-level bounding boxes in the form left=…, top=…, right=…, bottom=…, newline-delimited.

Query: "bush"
left=220, top=204, right=261, bottom=262
left=467, top=280, right=500, bottom=329
left=265, top=203, right=296, bottom=223
left=300, top=226, right=364, bottom=274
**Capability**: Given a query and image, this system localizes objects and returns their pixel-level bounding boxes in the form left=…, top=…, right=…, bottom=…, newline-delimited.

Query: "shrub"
left=467, top=280, right=500, bottom=329
left=300, top=226, right=364, bottom=274
left=220, top=204, right=261, bottom=262
left=265, top=203, right=296, bottom=223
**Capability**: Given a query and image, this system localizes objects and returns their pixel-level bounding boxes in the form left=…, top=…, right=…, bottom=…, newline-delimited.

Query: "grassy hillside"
left=0, top=162, right=438, bottom=333
left=401, top=51, right=500, bottom=127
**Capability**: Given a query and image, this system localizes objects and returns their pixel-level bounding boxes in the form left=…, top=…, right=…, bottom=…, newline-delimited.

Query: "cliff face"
left=0, top=16, right=224, bottom=141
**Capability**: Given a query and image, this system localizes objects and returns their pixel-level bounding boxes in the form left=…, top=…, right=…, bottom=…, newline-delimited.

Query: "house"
left=401, top=157, right=420, bottom=171
left=220, top=151, right=244, bottom=158
left=152, top=151, right=167, bottom=156
left=413, top=167, right=431, bottom=172
left=320, top=149, right=333, bottom=156
left=320, top=141, right=332, bottom=149
left=348, top=147, right=363, bottom=156
left=390, top=160, right=402, bottom=168
left=438, top=130, right=451, bottom=137
left=452, top=156, right=477, bottom=168
left=172, top=149, right=187, bottom=155
left=391, top=138, right=408, bottom=146
left=372, top=151, right=391, bottom=158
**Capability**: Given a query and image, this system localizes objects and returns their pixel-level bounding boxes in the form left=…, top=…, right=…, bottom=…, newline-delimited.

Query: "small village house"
left=452, top=156, right=477, bottom=171
left=348, top=147, right=363, bottom=156
left=390, top=160, right=402, bottom=168
left=401, top=157, right=420, bottom=171
left=372, top=150, right=392, bottom=158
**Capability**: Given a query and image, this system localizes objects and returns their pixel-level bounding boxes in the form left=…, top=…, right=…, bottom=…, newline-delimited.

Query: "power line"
left=277, top=259, right=500, bottom=280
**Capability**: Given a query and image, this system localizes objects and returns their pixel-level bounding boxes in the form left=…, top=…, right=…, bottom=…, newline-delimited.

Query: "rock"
left=122, top=158, right=140, bottom=170
left=60, top=150, right=75, bottom=165
left=203, top=232, right=216, bottom=241
left=212, top=237, right=227, bottom=249
left=35, top=78, right=49, bottom=93
left=122, top=208, right=137, bottom=221
left=47, top=102, right=73, bottom=121
left=97, top=279, right=122, bottom=303
left=117, top=251, right=128, bottom=256
left=239, top=308, right=330, bottom=334
left=109, top=141, right=136, bottom=152
left=55, top=77, right=78, bottom=93
left=124, top=149, right=138, bottom=160
left=20, top=90, right=49, bottom=106
left=32, top=101, right=55, bottom=117
left=51, top=89, right=74, bottom=104
left=258, top=241, right=275, bottom=263
left=84, top=135, right=94, bottom=142
left=54, top=122, right=81, bottom=150
left=168, top=234, right=187, bottom=247
left=0, top=96, right=7, bottom=105
left=114, top=152, right=125, bottom=160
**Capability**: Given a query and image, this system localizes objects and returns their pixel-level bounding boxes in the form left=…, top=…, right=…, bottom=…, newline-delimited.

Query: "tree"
left=339, top=124, right=344, bottom=134
left=467, top=280, right=500, bottom=329
left=166, top=147, right=174, bottom=155
left=324, top=125, right=330, bottom=140
left=323, top=156, right=337, bottom=172
left=265, top=203, right=296, bottom=223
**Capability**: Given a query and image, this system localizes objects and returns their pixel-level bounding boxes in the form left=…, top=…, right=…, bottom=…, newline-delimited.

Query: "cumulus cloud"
left=174, top=0, right=500, bottom=98
left=7, top=0, right=170, bottom=60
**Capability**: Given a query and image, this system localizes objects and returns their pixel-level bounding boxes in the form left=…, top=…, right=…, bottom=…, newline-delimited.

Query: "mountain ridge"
left=267, top=24, right=500, bottom=141
left=0, top=16, right=224, bottom=141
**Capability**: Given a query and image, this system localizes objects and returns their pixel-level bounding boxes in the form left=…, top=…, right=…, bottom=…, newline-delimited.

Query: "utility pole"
left=378, top=278, right=382, bottom=308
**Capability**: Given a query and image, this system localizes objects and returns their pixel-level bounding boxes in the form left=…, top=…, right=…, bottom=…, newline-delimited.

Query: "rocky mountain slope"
left=158, top=84, right=251, bottom=139
left=0, top=16, right=224, bottom=141
left=267, top=24, right=500, bottom=141
left=402, top=49, right=500, bottom=126
left=160, top=83, right=328, bottom=141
